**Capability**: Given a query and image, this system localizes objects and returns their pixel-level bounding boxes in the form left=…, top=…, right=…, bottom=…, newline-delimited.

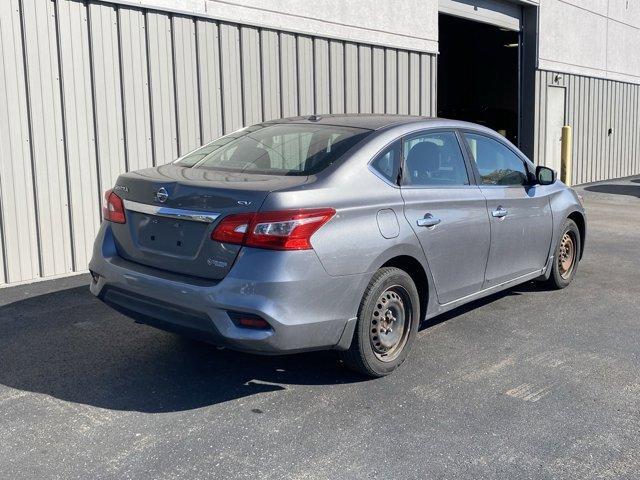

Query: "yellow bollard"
left=561, top=125, right=572, bottom=186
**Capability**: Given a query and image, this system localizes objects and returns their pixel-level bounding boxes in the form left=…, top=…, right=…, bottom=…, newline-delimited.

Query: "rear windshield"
left=175, top=123, right=371, bottom=175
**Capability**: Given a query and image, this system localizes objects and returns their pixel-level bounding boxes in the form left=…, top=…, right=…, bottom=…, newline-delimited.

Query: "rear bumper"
left=89, top=223, right=366, bottom=354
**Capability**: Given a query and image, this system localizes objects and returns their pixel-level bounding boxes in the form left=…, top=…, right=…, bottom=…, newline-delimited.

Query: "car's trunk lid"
left=109, top=164, right=308, bottom=280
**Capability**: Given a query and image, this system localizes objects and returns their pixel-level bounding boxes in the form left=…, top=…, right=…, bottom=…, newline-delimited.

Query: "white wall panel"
left=534, top=70, right=640, bottom=184
left=385, top=49, right=397, bottom=114
left=241, top=26, right=263, bottom=125
left=314, top=39, right=330, bottom=114
left=0, top=0, right=434, bottom=286
left=219, top=23, right=243, bottom=132
left=344, top=43, right=358, bottom=113
left=297, top=36, right=314, bottom=115
left=260, top=30, right=281, bottom=121
left=57, top=0, right=101, bottom=270
left=0, top=0, right=39, bottom=283
left=88, top=2, right=126, bottom=189
left=279, top=32, right=298, bottom=117
left=196, top=19, right=223, bottom=143
left=147, top=12, right=178, bottom=163
left=358, top=45, right=372, bottom=113
left=172, top=15, right=200, bottom=153
left=21, top=0, right=73, bottom=277
left=119, top=7, right=154, bottom=170
left=371, top=46, right=385, bottom=114
left=397, top=51, right=409, bottom=115
left=329, top=40, right=344, bottom=114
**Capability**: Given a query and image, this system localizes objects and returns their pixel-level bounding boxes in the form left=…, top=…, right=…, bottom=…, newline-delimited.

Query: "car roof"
left=266, top=114, right=489, bottom=132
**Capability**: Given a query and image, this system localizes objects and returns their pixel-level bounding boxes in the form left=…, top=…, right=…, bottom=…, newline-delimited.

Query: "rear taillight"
left=102, top=189, right=126, bottom=224
left=211, top=208, right=335, bottom=250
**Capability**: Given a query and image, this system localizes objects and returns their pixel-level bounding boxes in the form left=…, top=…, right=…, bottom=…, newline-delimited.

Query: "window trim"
left=458, top=129, right=536, bottom=188
left=367, top=139, right=403, bottom=188
left=398, top=128, right=477, bottom=189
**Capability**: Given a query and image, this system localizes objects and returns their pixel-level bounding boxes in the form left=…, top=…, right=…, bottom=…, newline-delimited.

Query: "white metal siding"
left=0, top=0, right=436, bottom=286
left=534, top=70, right=640, bottom=185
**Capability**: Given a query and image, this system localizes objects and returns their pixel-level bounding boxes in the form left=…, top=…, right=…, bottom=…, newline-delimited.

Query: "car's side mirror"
left=536, top=166, right=556, bottom=185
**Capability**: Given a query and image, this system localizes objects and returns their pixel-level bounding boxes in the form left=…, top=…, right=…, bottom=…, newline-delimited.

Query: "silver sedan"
left=89, top=115, right=586, bottom=377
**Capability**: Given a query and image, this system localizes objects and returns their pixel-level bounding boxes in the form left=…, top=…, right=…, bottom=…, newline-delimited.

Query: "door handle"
left=417, top=214, right=442, bottom=228
left=492, top=206, right=508, bottom=218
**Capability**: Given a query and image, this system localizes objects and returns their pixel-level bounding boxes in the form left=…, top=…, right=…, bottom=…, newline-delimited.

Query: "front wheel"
left=340, top=267, right=420, bottom=377
left=545, top=218, right=581, bottom=289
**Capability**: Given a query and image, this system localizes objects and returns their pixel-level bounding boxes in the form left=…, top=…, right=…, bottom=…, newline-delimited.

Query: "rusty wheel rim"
left=558, top=231, right=576, bottom=280
left=370, top=285, right=412, bottom=362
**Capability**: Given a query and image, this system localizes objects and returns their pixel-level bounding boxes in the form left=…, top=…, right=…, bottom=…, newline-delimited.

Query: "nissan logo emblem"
left=155, top=187, right=169, bottom=203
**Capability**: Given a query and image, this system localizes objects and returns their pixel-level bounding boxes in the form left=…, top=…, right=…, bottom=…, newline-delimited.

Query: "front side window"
left=463, top=133, right=529, bottom=186
left=402, top=131, right=469, bottom=186
left=176, top=124, right=371, bottom=175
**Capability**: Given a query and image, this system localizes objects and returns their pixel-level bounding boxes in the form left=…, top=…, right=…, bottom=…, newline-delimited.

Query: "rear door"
left=461, top=131, right=553, bottom=287
left=400, top=130, right=490, bottom=304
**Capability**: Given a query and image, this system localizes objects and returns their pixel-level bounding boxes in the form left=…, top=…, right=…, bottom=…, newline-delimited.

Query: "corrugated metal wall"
left=0, top=0, right=437, bottom=286
left=533, top=70, right=640, bottom=185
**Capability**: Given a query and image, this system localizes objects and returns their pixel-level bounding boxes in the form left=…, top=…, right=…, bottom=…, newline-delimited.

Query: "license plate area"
left=133, top=212, right=208, bottom=256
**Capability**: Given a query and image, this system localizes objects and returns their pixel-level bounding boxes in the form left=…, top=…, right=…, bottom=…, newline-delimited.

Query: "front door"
left=400, top=130, right=491, bottom=304
left=462, top=132, right=553, bottom=287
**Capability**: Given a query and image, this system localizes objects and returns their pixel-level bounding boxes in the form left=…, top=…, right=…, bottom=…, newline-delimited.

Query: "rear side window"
left=402, top=131, right=469, bottom=186
left=463, top=133, right=529, bottom=186
left=175, top=124, right=371, bottom=175
left=371, top=141, right=401, bottom=184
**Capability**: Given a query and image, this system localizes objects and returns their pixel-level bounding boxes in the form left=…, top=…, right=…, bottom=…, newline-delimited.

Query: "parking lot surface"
left=1, top=177, right=639, bottom=479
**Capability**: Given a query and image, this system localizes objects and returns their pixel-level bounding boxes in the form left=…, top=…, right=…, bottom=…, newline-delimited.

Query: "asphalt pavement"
left=1, top=176, right=638, bottom=479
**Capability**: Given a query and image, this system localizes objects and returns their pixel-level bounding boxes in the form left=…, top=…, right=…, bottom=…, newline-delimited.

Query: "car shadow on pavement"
left=583, top=183, right=640, bottom=197
left=0, top=285, right=365, bottom=413
left=419, top=282, right=534, bottom=329
left=1, top=280, right=536, bottom=413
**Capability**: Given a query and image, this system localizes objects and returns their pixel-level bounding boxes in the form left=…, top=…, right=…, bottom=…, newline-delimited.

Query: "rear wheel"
left=545, top=218, right=581, bottom=289
left=340, top=267, right=420, bottom=377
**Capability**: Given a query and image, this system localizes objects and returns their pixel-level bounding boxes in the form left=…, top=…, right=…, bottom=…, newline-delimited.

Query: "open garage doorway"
left=438, top=14, right=520, bottom=144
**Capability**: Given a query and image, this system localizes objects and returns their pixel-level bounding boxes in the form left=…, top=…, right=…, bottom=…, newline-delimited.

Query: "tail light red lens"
left=102, top=189, right=126, bottom=224
left=211, top=208, right=335, bottom=250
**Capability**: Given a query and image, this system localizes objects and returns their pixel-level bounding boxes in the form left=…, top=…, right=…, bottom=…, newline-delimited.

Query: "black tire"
left=545, top=218, right=581, bottom=289
left=340, top=267, right=420, bottom=377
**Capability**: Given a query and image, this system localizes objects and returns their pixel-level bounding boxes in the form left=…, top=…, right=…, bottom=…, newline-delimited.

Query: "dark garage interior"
left=438, top=14, right=520, bottom=144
